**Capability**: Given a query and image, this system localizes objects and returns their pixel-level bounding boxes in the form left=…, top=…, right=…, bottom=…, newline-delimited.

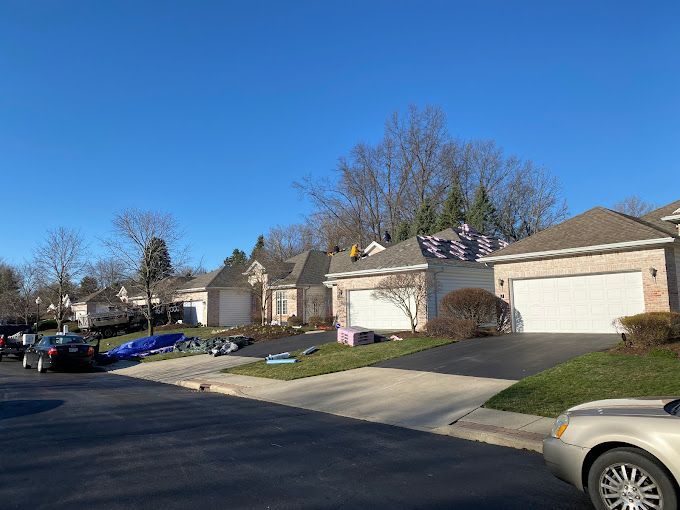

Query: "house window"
left=275, top=291, right=288, bottom=315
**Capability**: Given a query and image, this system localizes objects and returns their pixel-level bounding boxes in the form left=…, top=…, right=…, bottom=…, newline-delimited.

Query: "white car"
left=543, top=397, right=680, bottom=509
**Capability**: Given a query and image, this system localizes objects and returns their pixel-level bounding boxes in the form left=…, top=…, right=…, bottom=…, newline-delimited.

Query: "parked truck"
left=0, top=325, right=35, bottom=362
left=77, top=302, right=184, bottom=338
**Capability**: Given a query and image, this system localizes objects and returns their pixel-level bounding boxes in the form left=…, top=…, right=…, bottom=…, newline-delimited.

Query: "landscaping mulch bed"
left=208, top=324, right=303, bottom=342
left=609, top=339, right=680, bottom=358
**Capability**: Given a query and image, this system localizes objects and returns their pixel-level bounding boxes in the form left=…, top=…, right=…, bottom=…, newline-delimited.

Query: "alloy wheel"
left=599, top=462, right=663, bottom=509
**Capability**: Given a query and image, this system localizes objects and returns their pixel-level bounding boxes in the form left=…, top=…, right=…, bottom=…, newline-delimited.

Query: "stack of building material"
left=337, top=326, right=374, bottom=347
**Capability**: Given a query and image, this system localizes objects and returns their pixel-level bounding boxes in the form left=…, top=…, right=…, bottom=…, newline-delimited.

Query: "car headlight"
left=550, top=414, right=569, bottom=439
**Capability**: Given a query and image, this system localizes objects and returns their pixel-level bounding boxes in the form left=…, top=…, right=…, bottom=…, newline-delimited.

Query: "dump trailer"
left=78, top=309, right=145, bottom=338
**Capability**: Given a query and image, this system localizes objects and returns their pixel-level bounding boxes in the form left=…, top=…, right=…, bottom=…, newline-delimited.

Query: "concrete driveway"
left=377, top=333, right=619, bottom=380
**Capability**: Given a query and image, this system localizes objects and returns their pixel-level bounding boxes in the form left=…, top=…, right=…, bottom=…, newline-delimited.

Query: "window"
left=275, top=291, right=288, bottom=315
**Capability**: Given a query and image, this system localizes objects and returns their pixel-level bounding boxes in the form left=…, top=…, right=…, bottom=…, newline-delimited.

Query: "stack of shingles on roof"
left=418, top=225, right=509, bottom=262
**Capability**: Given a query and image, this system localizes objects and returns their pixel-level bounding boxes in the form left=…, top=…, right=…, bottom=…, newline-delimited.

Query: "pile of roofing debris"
left=101, top=333, right=254, bottom=362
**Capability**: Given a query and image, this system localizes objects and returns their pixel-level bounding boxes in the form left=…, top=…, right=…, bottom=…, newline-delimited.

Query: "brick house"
left=325, top=226, right=507, bottom=331
left=246, top=250, right=333, bottom=324
left=479, top=200, right=680, bottom=333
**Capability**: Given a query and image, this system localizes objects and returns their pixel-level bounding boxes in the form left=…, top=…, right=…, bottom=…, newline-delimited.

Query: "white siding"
left=219, top=289, right=252, bottom=326
left=511, top=271, right=645, bottom=333
left=428, top=265, right=495, bottom=320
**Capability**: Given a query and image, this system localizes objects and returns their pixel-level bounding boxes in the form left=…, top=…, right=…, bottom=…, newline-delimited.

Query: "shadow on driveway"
left=0, top=400, right=64, bottom=420
left=377, top=333, right=619, bottom=380
left=231, top=330, right=337, bottom=358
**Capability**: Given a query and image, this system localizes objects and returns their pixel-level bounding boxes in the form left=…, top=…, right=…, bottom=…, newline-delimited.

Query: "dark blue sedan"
left=23, top=335, right=95, bottom=373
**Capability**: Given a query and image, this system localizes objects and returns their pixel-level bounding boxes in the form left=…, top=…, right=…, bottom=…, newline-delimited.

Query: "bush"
left=617, top=312, right=680, bottom=347
left=37, top=319, right=57, bottom=331
left=308, top=315, right=333, bottom=328
left=425, top=317, right=477, bottom=339
left=440, top=288, right=499, bottom=326
left=287, top=314, right=304, bottom=326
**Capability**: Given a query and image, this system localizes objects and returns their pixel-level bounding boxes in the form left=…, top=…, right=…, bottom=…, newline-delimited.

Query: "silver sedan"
left=543, top=397, right=680, bottom=510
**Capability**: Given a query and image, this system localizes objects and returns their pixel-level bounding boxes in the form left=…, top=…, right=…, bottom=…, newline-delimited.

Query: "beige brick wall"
left=331, top=271, right=428, bottom=331
left=492, top=247, right=677, bottom=313
left=270, top=288, right=299, bottom=322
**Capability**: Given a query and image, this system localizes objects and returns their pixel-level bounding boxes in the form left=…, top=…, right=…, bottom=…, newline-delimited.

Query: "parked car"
left=23, top=334, right=95, bottom=373
left=0, top=325, right=33, bottom=361
left=544, top=397, right=680, bottom=510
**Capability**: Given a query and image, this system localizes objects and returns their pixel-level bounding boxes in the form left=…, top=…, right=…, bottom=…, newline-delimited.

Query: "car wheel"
left=0, top=354, right=3, bottom=362
left=22, top=354, right=31, bottom=369
left=588, top=447, right=677, bottom=510
left=102, top=328, right=115, bottom=339
left=37, top=356, right=47, bottom=373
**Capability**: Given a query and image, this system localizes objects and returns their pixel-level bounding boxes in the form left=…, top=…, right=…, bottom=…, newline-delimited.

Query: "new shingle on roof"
left=327, top=225, right=506, bottom=275
left=483, top=203, right=679, bottom=259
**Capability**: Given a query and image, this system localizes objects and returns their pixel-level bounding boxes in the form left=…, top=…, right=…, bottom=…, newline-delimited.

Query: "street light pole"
left=35, top=296, right=42, bottom=333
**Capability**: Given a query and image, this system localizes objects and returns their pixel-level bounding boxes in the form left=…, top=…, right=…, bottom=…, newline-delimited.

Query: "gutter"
left=479, top=237, right=677, bottom=264
left=325, top=263, right=428, bottom=280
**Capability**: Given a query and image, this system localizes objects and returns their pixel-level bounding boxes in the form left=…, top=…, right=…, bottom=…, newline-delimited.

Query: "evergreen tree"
left=466, top=185, right=496, bottom=233
left=395, top=221, right=411, bottom=242
left=78, top=276, right=99, bottom=297
left=412, top=197, right=437, bottom=236
left=144, top=237, right=173, bottom=281
left=224, top=248, right=247, bottom=267
left=250, top=234, right=265, bottom=260
left=436, top=178, right=466, bottom=231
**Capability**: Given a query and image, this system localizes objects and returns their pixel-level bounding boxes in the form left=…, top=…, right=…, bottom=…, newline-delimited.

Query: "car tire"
left=0, top=354, right=3, bottom=362
left=22, top=354, right=31, bottom=369
left=102, top=327, right=115, bottom=339
left=37, top=356, right=47, bottom=373
left=587, top=447, right=677, bottom=510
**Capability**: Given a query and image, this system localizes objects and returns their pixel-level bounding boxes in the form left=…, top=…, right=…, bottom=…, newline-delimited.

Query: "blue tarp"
left=104, top=333, right=186, bottom=360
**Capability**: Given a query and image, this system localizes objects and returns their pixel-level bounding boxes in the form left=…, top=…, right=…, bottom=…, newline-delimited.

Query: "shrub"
left=308, top=315, right=333, bottom=328
left=37, top=319, right=57, bottom=331
left=287, top=314, right=304, bottom=326
left=617, top=312, right=680, bottom=347
left=425, top=317, right=477, bottom=340
left=496, top=298, right=511, bottom=333
left=440, top=288, right=498, bottom=326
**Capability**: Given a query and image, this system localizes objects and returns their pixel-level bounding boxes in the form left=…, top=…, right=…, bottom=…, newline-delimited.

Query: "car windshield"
left=664, top=399, right=680, bottom=416
left=47, top=336, right=86, bottom=345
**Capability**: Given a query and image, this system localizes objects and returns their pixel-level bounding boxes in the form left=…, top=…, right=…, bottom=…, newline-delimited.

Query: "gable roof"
left=640, top=199, right=680, bottom=234
left=481, top=204, right=678, bottom=262
left=73, top=286, right=123, bottom=305
left=268, top=250, right=331, bottom=288
left=177, top=265, right=248, bottom=291
left=327, top=225, right=507, bottom=277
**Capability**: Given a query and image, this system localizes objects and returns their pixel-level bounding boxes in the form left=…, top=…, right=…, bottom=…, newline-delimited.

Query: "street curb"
left=177, top=379, right=251, bottom=398
left=434, top=421, right=545, bottom=453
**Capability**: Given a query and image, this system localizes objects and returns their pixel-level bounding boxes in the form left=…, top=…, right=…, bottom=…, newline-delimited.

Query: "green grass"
left=485, top=352, right=680, bottom=418
left=140, top=351, right=203, bottom=363
left=225, top=337, right=456, bottom=380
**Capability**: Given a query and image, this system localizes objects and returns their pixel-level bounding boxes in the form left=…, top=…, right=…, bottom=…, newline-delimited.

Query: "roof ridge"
left=641, top=199, right=680, bottom=220
left=601, top=207, right=673, bottom=237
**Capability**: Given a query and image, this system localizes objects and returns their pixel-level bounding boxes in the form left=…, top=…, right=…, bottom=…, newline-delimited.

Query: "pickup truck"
left=0, top=325, right=34, bottom=362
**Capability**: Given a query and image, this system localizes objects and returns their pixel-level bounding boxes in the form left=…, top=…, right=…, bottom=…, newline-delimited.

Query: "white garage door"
left=183, top=300, right=204, bottom=325
left=219, top=289, right=252, bottom=326
left=347, top=289, right=414, bottom=330
left=511, top=271, right=644, bottom=333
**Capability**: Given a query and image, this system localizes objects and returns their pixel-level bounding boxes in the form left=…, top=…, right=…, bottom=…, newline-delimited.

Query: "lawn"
left=225, top=337, right=456, bottom=380
left=485, top=351, right=680, bottom=418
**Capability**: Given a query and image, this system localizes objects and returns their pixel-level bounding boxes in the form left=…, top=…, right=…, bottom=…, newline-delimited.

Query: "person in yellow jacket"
left=350, top=244, right=360, bottom=262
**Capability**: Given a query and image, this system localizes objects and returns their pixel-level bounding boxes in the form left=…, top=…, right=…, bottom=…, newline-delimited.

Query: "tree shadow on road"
left=0, top=400, right=64, bottom=420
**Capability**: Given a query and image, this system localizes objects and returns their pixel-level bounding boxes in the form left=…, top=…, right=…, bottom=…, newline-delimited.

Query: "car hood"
left=568, top=397, right=679, bottom=418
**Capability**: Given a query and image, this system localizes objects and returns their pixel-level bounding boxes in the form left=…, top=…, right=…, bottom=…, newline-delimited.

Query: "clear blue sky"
left=2, top=1, right=678, bottom=270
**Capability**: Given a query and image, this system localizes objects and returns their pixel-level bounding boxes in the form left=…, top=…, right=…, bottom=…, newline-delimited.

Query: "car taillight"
left=0, top=336, right=4, bottom=347
left=87, top=346, right=94, bottom=356
left=47, top=347, right=58, bottom=356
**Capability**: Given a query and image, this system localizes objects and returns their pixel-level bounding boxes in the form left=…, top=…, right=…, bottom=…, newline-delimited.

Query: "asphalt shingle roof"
left=483, top=202, right=680, bottom=259
left=269, top=250, right=332, bottom=287
left=327, top=225, right=506, bottom=276
left=178, top=265, right=248, bottom=290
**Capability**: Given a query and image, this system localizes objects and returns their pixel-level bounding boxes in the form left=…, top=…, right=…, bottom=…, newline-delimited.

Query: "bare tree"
left=372, top=272, right=428, bottom=333
left=613, top=195, right=656, bottom=217
left=88, top=257, right=128, bottom=289
left=265, top=223, right=321, bottom=262
left=0, top=260, right=20, bottom=321
left=104, top=209, right=186, bottom=336
left=14, top=263, right=39, bottom=325
left=33, top=227, right=87, bottom=331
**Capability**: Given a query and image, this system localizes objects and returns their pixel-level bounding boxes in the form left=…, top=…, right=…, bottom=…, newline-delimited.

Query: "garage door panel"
left=219, top=290, right=251, bottom=327
left=512, top=272, right=644, bottom=333
left=348, top=289, right=413, bottom=330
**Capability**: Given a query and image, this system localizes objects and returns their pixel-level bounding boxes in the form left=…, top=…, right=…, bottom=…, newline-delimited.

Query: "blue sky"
left=1, top=1, right=678, bottom=270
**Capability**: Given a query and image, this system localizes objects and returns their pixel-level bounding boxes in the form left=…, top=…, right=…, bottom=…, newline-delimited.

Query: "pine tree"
left=224, top=248, right=247, bottom=267
left=78, top=276, right=99, bottom=297
left=144, top=237, right=173, bottom=281
left=395, top=221, right=411, bottom=242
left=250, top=234, right=265, bottom=260
left=412, top=197, right=437, bottom=236
left=466, top=185, right=496, bottom=233
left=436, top=178, right=466, bottom=231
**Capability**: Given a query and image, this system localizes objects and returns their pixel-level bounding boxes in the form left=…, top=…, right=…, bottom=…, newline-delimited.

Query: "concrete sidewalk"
left=105, top=353, right=551, bottom=452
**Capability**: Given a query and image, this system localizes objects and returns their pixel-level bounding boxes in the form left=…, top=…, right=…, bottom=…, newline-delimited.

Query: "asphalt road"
left=377, top=333, right=619, bottom=379
left=0, top=359, right=591, bottom=510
